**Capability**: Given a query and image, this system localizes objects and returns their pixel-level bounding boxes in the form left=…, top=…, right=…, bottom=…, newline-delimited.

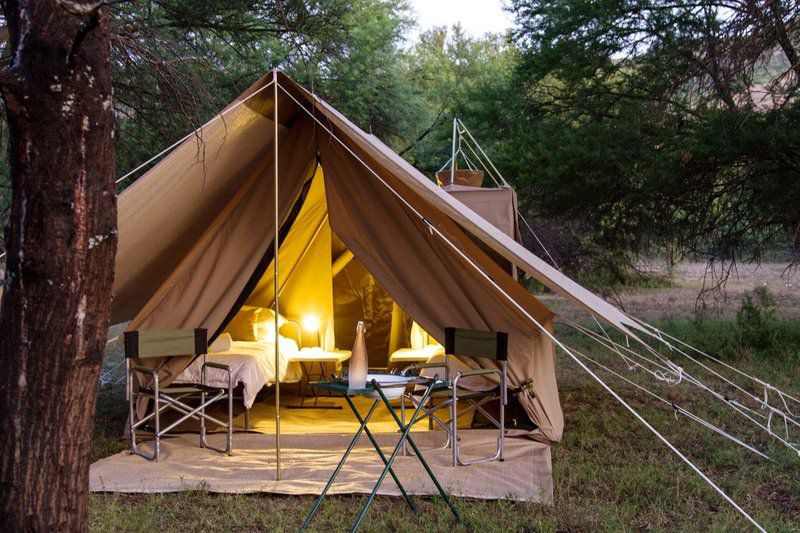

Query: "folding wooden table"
left=300, top=376, right=460, bottom=532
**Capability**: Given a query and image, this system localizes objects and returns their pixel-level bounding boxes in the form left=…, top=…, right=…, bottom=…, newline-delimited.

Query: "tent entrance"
left=223, top=163, right=420, bottom=366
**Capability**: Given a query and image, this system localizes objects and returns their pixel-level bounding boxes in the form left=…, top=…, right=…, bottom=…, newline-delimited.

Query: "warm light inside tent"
left=302, top=314, right=320, bottom=332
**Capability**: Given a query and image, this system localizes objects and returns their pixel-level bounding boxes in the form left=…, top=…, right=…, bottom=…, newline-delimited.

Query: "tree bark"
left=0, top=1, right=116, bottom=531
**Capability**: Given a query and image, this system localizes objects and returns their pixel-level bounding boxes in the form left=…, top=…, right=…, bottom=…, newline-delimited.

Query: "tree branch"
left=55, top=0, right=126, bottom=17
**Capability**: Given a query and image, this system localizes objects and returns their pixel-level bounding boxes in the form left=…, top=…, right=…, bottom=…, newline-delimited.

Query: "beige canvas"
left=442, top=184, right=522, bottom=242
left=90, top=431, right=554, bottom=503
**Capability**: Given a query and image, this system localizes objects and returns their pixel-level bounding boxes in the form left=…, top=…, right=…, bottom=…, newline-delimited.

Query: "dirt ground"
left=539, top=261, right=800, bottom=323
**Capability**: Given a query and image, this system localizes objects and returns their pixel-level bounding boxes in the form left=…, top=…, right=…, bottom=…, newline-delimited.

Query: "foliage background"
left=2, top=0, right=798, bottom=286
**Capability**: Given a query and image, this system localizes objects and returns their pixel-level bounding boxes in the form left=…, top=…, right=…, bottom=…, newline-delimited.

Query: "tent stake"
left=273, top=69, right=282, bottom=481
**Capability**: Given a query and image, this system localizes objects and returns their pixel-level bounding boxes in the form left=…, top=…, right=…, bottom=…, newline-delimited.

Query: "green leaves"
left=101, top=0, right=800, bottom=284
left=505, top=0, right=800, bottom=275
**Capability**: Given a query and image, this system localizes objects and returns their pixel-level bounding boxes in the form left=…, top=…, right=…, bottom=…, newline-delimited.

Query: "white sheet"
left=173, top=337, right=302, bottom=408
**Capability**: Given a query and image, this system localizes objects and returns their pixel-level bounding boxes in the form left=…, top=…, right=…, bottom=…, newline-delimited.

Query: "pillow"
left=225, top=306, right=261, bottom=341
left=256, top=307, right=287, bottom=342
left=209, top=333, right=233, bottom=353
left=423, top=343, right=444, bottom=358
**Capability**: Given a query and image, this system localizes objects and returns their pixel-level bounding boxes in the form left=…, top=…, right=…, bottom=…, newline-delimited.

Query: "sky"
left=406, top=0, right=515, bottom=41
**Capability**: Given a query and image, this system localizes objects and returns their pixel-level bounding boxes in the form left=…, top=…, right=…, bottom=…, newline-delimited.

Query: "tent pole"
left=273, top=69, right=282, bottom=481
left=449, top=117, right=457, bottom=186
left=457, top=119, right=509, bottom=187
left=331, top=249, right=355, bottom=278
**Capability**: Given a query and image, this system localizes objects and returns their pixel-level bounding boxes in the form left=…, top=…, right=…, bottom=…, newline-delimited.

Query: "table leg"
left=343, top=395, right=416, bottom=512
left=315, top=362, right=324, bottom=406
left=375, top=385, right=460, bottom=521
left=300, top=398, right=381, bottom=531
left=289, top=365, right=342, bottom=410
left=321, top=361, right=334, bottom=398
left=298, top=361, right=309, bottom=406
left=350, top=385, right=438, bottom=531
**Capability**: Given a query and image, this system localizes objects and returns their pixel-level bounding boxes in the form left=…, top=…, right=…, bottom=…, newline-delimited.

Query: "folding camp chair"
left=401, top=327, right=508, bottom=466
left=125, top=328, right=233, bottom=462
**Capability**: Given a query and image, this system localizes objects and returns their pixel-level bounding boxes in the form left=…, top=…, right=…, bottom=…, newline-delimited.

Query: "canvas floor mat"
left=90, top=430, right=553, bottom=503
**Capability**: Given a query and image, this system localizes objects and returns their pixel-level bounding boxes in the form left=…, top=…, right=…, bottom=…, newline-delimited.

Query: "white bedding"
left=173, top=337, right=303, bottom=408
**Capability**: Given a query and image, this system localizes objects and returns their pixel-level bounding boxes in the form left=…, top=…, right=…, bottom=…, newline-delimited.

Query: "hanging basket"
left=435, top=169, right=484, bottom=188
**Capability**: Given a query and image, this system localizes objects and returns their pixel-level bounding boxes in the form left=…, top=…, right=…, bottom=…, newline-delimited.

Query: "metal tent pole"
left=449, top=117, right=457, bottom=186
left=457, top=119, right=509, bottom=187
left=273, top=69, right=282, bottom=481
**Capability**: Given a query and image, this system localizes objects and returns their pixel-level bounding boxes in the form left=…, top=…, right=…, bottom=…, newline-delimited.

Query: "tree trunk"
left=0, top=1, right=116, bottom=531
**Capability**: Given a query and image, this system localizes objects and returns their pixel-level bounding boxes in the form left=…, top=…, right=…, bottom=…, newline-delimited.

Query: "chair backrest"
left=444, top=327, right=508, bottom=361
left=124, top=328, right=208, bottom=359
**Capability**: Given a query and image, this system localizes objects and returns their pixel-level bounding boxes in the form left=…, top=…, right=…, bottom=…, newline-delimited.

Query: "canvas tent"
left=113, top=71, right=648, bottom=446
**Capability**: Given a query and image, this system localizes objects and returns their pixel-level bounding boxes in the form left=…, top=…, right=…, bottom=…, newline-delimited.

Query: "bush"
left=665, top=287, right=800, bottom=363
left=735, top=286, right=777, bottom=352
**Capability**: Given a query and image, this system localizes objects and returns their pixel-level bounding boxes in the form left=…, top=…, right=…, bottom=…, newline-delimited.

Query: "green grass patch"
left=659, top=287, right=800, bottom=365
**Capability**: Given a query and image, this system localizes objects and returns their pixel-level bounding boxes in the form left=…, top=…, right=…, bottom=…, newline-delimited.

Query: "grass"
left=659, top=289, right=800, bottom=367
left=89, top=319, right=800, bottom=532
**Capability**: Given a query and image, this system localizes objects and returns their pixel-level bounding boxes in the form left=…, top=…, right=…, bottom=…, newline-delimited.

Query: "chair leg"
left=226, top=386, right=233, bottom=456
left=154, top=394, right=161, bottom=462
left=128, top=393, right=163, bottom=462
left=403, top=394, right=453, bottom=454
left=244, top=407, right=251, bottom=430
left=454, top=397, right=504, bottom=466
left=428, top=397, right=434, bottom=430
left=499, top=395, right=505, bottom=462
left=501, top=362, right=507, bottom=462
left=451, top=389, right=458, bottom=467
left=199, top=389, right=206, bottom=448
left=128, top=385, right=138, bottom=456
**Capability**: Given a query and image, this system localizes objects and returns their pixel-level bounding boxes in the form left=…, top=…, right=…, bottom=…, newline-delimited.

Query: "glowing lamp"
left=302, top=314, right=320, bottom=333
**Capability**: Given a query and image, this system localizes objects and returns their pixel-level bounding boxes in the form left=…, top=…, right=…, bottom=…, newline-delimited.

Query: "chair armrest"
left=130, top=365, right=159, bottom=394
left=203, top=361, right=231, bottom=371
left=401, top=361, right=447, bottom=375
left=131, top=365, right=158, bottom=378
left=457, top=368, right=500, bottom=378
left=202, top=361, right=232, bottom=389
left=453, top=367, right=500, bottom=389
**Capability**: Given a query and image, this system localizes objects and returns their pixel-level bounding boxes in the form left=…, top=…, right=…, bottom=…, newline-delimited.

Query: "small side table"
left=287, top=348, right=351, bottom=408
left=300, top=376, right=460, bottom=532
